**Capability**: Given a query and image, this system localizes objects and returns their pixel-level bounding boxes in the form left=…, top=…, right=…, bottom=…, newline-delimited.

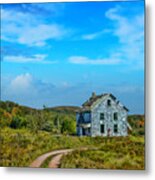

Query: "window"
left=88, top=128, right=91, bottom=133
left=114, top=112, right=118, bottom=120
left=107, top=99, right=111, bottom=106
left=114, top=124, right=118, bottom=133
left=100, top=124, right=105, bottom=133
left=100, top=113, right=104, bottom=120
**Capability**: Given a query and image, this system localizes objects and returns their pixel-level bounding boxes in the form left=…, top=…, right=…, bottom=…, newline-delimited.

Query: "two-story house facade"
left=76, top=92, right=132, bottom=137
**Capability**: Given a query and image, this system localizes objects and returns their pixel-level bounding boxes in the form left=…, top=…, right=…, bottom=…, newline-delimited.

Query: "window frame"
left=107, top=99, right=111, bottom=106
left=100, top=124, right=105, bottom=134
left=100, top=113, right=105, bottom=120
left=114, top=112, right=118, bottom=121
left=114, top=124, right=118, bottom=133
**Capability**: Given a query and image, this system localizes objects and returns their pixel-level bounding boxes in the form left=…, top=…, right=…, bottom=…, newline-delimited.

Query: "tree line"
left=0, top=101, right=76, bottom=135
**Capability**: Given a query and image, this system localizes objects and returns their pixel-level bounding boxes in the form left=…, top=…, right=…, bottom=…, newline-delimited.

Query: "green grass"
left=60, top=136, right=145, bottom=170
left=40, top=155, right=54, bottom=168
left=0, top=127, right=104, bottom=167
left=0, top=101, right=145, bottom=169
left=0, top=127, right=144, bottom=169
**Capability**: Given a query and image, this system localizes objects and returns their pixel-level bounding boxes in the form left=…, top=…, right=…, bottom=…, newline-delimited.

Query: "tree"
left=61, top=118, right=76, bottom=135
left=27, top=111, right=53, bottom=133
left=0, top=108, right=12, bottom=127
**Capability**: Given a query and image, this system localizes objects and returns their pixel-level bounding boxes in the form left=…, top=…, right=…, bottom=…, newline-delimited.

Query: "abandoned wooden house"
left=76, top=92, right=132, bottom=137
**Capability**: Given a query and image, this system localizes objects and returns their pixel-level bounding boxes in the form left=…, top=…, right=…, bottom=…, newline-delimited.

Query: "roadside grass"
left=0, top=127, right=106, bottom=167
left=60, top=136, right=144, bottom=170
left=40, top=155, right=54, bottom=168
left=0, top=127, right=144, bottom=169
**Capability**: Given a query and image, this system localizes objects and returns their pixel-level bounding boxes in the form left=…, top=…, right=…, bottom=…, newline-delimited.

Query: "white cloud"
left=68, top=55, right=121, bottom=65
left=1, top=8, right=68, bottom=46
left=72, top=5, right=144, bottom=69
left=105, top=6, right=144, bottom=44
left=4, top=73, right=55, bottom=98
left=2, top=73, right=79, bottom=108
left=10, top=73, right=33, bottom=95
left=82, top=29, right=111, bottom=40
left=3, top=54, right=56, bottom=64
left=1, top=73, right=144, bottom=113
left=26, top=3, right=65, bottom=16
left=18, top=24, right=67, bottom=46
left=105, top=6, right=144, bottom=69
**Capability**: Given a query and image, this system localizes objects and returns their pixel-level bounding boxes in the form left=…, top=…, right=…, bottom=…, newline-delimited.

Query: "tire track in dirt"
left=30, top=147, right=90, bottom=168
left=30, top=149, right=73, bottom=168
left=48, top=149, right=73, bottom=168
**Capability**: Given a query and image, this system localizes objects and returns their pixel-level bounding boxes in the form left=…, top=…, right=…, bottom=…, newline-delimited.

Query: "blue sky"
left=1, top=1, right=144, bottom=114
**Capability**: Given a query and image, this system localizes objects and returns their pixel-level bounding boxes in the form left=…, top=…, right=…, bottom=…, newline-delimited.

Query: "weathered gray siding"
left=76, top=94, right=128, bottom=137
left=91, top=95, right=128, bottom=137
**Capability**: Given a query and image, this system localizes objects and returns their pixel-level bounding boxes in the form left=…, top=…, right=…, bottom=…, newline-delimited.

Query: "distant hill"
left=0, top=100, right=36, bottom=114
left=47, top=106, right=80, bottom=114
left=0, top=100, right=80, bottom=115
left=0, top=100, right=144, bottom=135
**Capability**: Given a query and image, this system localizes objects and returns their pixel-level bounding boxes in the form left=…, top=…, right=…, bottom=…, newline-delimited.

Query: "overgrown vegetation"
left=0, top=128, right=115, bottom=167
left=60, top=136, right=144, bottom=170
left=0, top=101, right=77, bottom=135
left=128, top=115, right=145, bottom=136
left=0, top=100, right=145, bottom=169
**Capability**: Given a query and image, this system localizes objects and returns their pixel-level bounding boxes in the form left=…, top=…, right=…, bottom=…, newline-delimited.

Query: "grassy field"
left=60, top=136, right=144, bottom=170
left=0, top=127, right=144, bottom=169
left=0, top=101, right=145, bottom=169
left=0, top=127, right=106, bottom=167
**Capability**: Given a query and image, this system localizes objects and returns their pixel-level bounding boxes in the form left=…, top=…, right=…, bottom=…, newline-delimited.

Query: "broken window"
left=114, top=124, right=118, bottom=133
left=100, top=113, right=104, bottom=120
left=100, top=124, right=105, bottom=133
left=107, top=99, right=111, bottom=106
left=114, top=112, right=118, bottom=120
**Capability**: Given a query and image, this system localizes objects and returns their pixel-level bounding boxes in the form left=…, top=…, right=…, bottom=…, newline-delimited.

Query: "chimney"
left=92, top=92, right=96, bottom=98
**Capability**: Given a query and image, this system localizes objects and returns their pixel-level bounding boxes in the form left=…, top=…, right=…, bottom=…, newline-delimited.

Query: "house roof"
left=79, top=92, right=129, bottom=112
left=82, top=94, right=107, bottom=107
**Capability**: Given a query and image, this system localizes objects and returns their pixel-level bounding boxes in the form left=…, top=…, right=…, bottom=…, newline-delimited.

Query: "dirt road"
left=30, top=149, right=73, bottom=168
left=30, top=147, right=90, bottom=168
